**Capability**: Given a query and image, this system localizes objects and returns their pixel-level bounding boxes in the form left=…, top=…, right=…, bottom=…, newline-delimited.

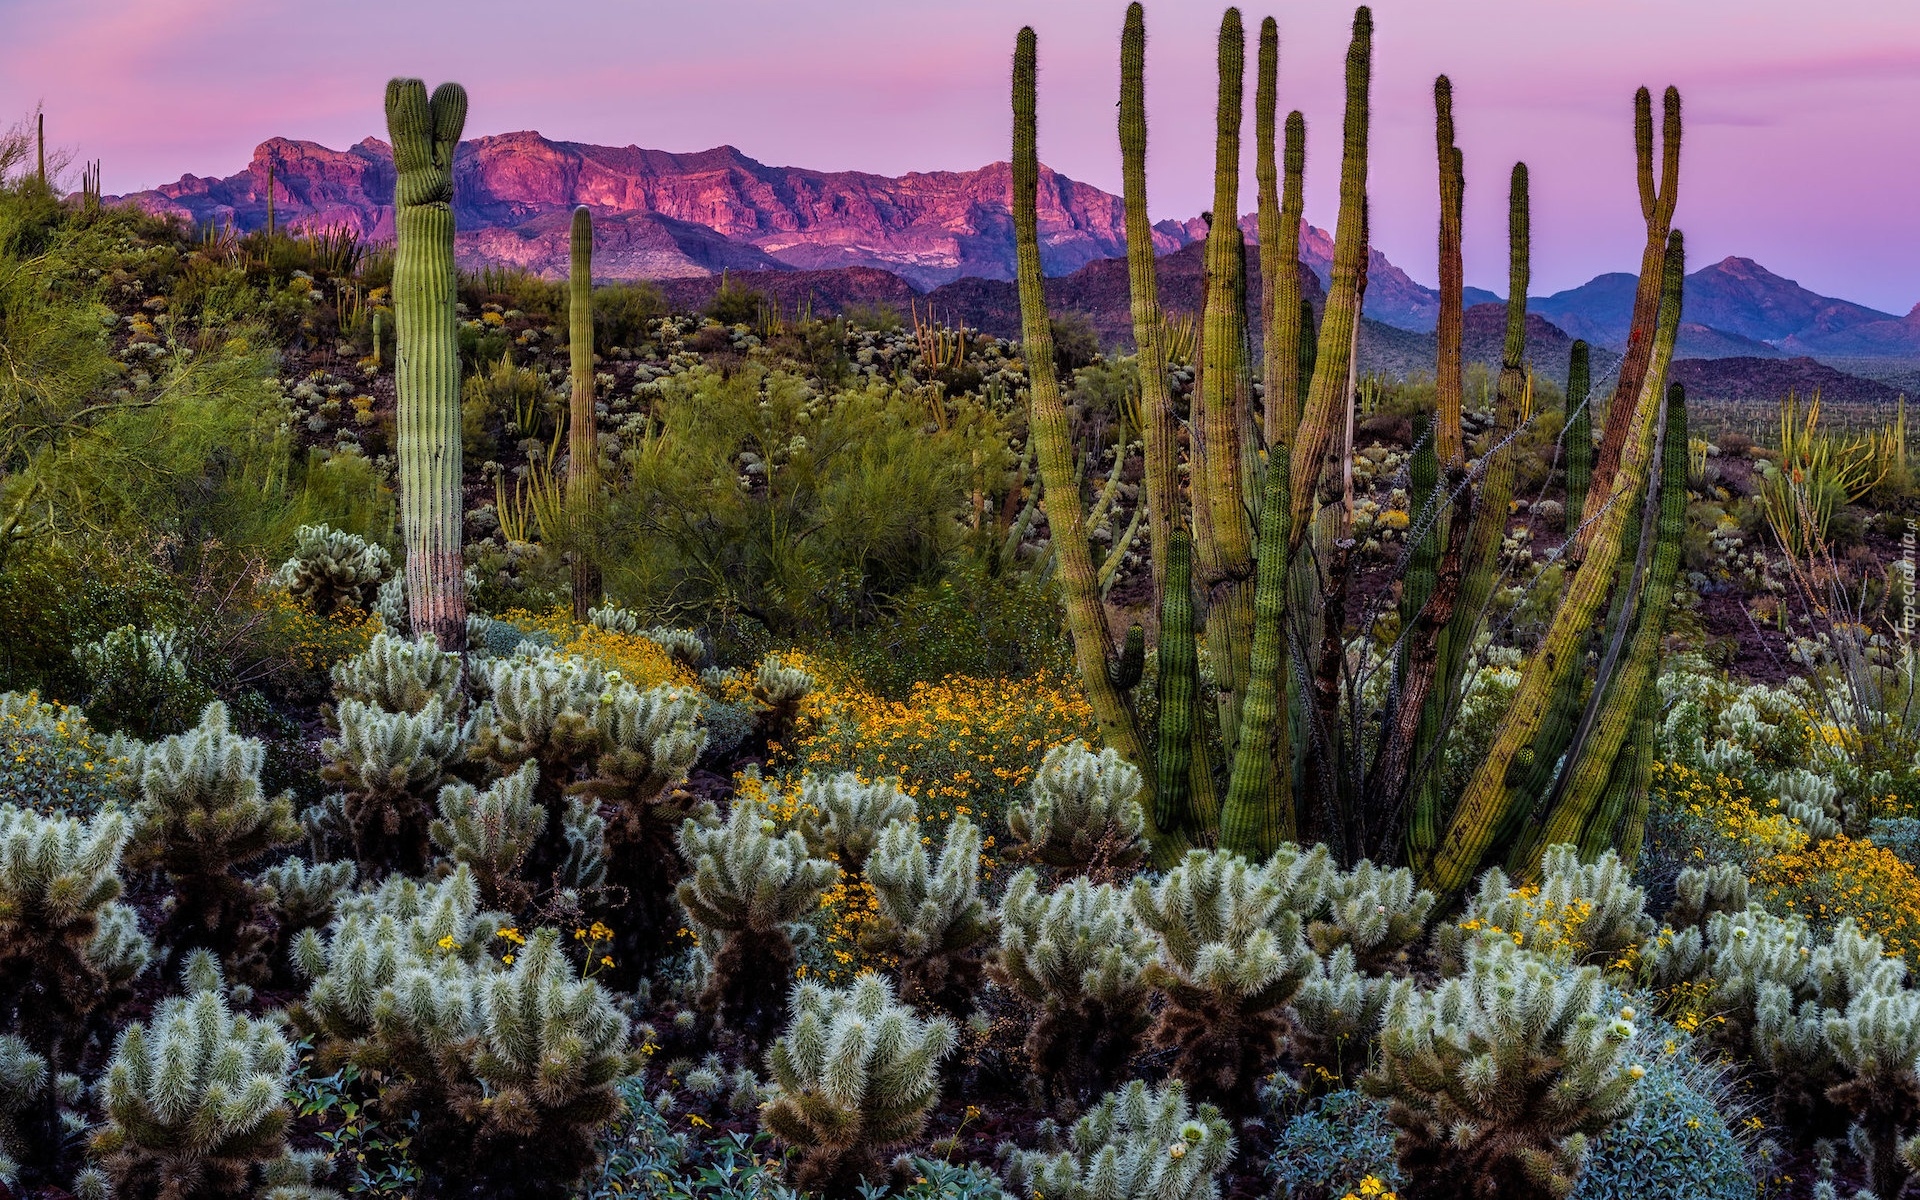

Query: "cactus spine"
left=567, top=205, right=601, bottom=618
left=1012, top=25, right=1169, bottom=847
left=1191, top=8, right=1257, bottom=757
left=386, top=78, right=469, bottom=648
left=1426, top=229, right=1686, bottom=896
left=1286, top=6, right=1371, bottom=550
left=1565, top=340, right=1592, bottom=536
left=1119, top=3, right=1178, bottom=614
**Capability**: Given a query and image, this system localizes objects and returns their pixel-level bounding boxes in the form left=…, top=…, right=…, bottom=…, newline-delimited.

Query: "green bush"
left=592, top=281, right=667, bottom=353
left=1269, top=1088, right=1401, bottom=1198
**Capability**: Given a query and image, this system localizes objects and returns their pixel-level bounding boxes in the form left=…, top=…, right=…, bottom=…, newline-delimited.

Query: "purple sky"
left=8, top=0, right=1920, bottom=312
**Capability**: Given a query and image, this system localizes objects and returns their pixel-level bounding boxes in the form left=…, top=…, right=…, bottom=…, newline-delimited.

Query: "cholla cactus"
left=1826, top=982, right=1920, bottom=1200
left=269, top=524, right=394, bottom=616
left=1006, top=741, right=1148, bottom=880
left=1365, top=934, right=1643, bottom=1199
left=861, top=816, right=992, bottom=1013
left=558, top=795, right=608, bottom=892
left=676, top=804, right=836, bottom=1039
left=319, top=697, right=465, bottom=876
left=0, top=1034, right=47, bottom=1185
left=1292, top=946, right=1406, bottom=1087
left=1665, top=862, right=1750, bottom=932
left=256, top=1150, right=341, bottom=1200
left=796, top=772, right=917, bottom=872
left=1129, top=846, right=1328, bottom=1113
left=129, top=703, right=299, bottom=970
left=1308, top=858, right=1435, bottom=972
left=293, top=867, right=627, bottom=1199
left=0, top=805, right=152, bottom=1063
left=762, top=974, right=956, bottom=1194
left=470, top=652, right=608, bottom=773
left=74, top=624, right=208, bottom=738
left=92, top=987, right=293, bottom=1200
left=1438, top=845, right=1653, bottom=972
left=329, top=632, right=462, bottom=715
left=254, top=858, right=357, bottom=938
left=1000, top=1079, right=1235, bottom=1200
left=751, top=652, right=813, bottom=743
left=587, top=605, right=643, bottom=634
left=429, top=762, right=545, bottom=910
left=645, top=625, right=706, bottom=668
left=991, top=869, right=1157, bottom=1104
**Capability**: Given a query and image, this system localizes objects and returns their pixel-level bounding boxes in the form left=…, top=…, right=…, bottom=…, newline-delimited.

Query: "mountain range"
left=114, top=131, right=1920, bottom=364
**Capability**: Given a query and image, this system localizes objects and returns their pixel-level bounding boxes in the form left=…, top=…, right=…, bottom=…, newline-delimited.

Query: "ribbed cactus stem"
left=1155, top=532, right=1197, bottom=836
left=1192, top=7, right=1256, bottom=757
left=1221, top=453, right=1295, bottom=857
left=568, top=205, right=601, bottom=618
left=1434, top=76, right=1465, bottom=469
left=1426, top=230, right=1686, bottom=897
left=1564, top=339, right=1592, bottom=537
left=1013, top=27, right=1170, bottom=852
left=1288, top=5, right=1371, bottom=549
left=1502, top=163, right=1530, bottom=370
left=1274, top=113, right=1308, bottom=442
left=1255, top=17, right=1284, bottom=449
left=386, top=78, right=469, bottom=649
left=1119, top=3, right=1180, bottom=613
left=1581, top=86, right=1680, bottom=556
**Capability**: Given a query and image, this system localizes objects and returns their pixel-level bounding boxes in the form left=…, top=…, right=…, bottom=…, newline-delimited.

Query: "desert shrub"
left=1046, top=311, right=1101, bottom=373
left=705, top=277, right=765, bottom=327
left=762, top=974, right=956, bottom=1195
left=1569, top=1048, right=1755, bottom=1200
left=0, top=691, right=139, bottom=816
left=0, top=536, right=184, bottom=701
left=461, top=351, right=557, bottom=457
left=592, top=281, right=667, bottom=352
left=287, top=442, right=396, bottom=545
left=1268, top=1088, right=1401, bottom=1199
left=1751, top=833, right=1920, bottom=968
left=990, top=869, right=1157, bottom=1107
left=73, top=623, right=213, bottom=738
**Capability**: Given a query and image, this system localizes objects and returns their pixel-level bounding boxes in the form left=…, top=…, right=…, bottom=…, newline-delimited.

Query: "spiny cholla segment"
left=1000, top=1078, right=1236, bottom=1200
left=1008, top=740, right=1148, bottom=876
left=331, top=631, right=463, bottom=715
left=797, top=771, right=916, bottom=872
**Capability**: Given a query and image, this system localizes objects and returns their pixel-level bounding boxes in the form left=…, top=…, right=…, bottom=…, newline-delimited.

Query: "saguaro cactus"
left=1433, top=76, right=1466, bottom=470
left=1564, top=340, right=1593, bottom=537
left=568, top=205, right=601, bottom=618
left=385, top=78, right=468, bottom=649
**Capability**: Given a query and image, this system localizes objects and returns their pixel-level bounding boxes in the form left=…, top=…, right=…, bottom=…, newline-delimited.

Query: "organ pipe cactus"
left=676, top=803, right=836, bottom=1041
left=1011, top=24, right=1161, bottom=831
left=999, top=1079, right=1236, bottom=1200
left=1564, top=340, right=1593, bottom=536
left=861, top=816, right=992, bottom=1014
left=795, top=772, right=916, bottom=873
left=1219, top=447, right=1294, bottom=857
left=1366, top=935, right=1644, bottom=1200
left=1007, top=741, right=1148, bottom=881
left=761, top=974, right=957, bottom=1195
left=1153, top=532, right=1209, bottom=840
left=1190, top=8, right=1257, bottom=757
left=318, top=696, right=464, bottom=877
left=1433, top=75, right=1466, bottom=470
left=385, top=77, right=468, bottom=648
left=1129, top=845, right=1328, bottom=1114
left=92, top=986, right=294, bottom=1200
left=1427, top=229, right=1687, bottom=897
left=130, top=702, right=300, bottom=971
left=329, top=631, right=461, bottom=715
left=568, top=205, right=601, bottom=618
left=990, top=869, right=1157, bottom=1106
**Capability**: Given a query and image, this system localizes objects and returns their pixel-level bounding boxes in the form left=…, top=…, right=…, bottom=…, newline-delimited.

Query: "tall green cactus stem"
left=1548, top=382, right=1688, bottom=862
left=1255, top=17, right=1288, bottom=449
left=1580, top=87, right=1680, bottom=558
left=1191, top=8, right=1256, bottom=757
left=1013, top=26, right=1169, bottom=848
left=1274, top=114, right=1308, bottom=441
left=568, top=206, right=601, bottom=619
left=1434, top=76, right=1465, bottom=469
left=1154, top=532, right=1209, bottom=838
left=1427, top=231, right=1686, bottom=897
left=1118, top=4, right=1179, bottom=612
left=1221, top=453, right=1294, bottom=857
left=1287, top=6, right=1371, bottom=550
left=386, top=79, right=469, bottom=649
left=1564, top=340, right=1592, bottom=537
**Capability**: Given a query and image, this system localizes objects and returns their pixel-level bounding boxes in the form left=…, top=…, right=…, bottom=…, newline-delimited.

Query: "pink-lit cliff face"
left=4, top=0, right=1918, bottom=309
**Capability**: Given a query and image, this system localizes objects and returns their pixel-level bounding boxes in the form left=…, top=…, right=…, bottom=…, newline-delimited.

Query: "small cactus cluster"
left=73, top=624, right=209, bottom=739
left=1007, top=741, right=1148, bottom=881
left=676, top=802, right=836, bottom=1040
left=750, top=652, right=813, bottom=744
left=1439, top=845, right=1653, bottom=970
left=329, top=630, right=463, bottom=715
left=318, top=695, right=465, bottom=876
left=761, top=974, right=956, bottom=1194
left=1366, top=933, right=1645, bottom=1199
left=293, top=866, right=630, bottom=1199
left=128, top=702, right=300, bottom=974
left=860, top=815, right=992, bottom=1014
left=796, top=772, right=916, bottom=871
left=268, top=523, right=395, bottom=616
left=999, top=1079, right=1235, bottom=1200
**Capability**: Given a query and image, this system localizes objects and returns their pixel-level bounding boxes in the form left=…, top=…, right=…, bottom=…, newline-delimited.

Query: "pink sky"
left=7, top=0, right=1920, bottom=312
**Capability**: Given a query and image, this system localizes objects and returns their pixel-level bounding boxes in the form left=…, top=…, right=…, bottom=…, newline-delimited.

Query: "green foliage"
left=1000, top=1079, right=1234, bottom=1200
left=1006, top=741, right=1147, bottom=881
left=862, top=815, right=991, bottom=1012
left=286, top=1057, right=420, bottom=1198
left=129, top=701, right=300, bottom=969
left=74, top=623, right=213, bottom=738
left=0, top=690, right=140, bottom=816
left=92, top=983, right=294, bottom=1200
left=462, top=351, right=557, bottom=458
left=592, top=281, right=667, bottom=353
left=270, top=524, right=394, bottom=617
left=1269, top=1088, right=1402, bottom=1198
left=796, top=772, right=916, bottom=872
left=676, top=803, right=836, bottom=1039
left=1129, top=846, right=1328, bottom=1113
left=762, top=973, right=957, bottom=1195
left=602, top=365, right=996, bottom=636
left=1367, top=935, right=1645, bottom=1200
left=990, top=869, right=1156, bottom=1105
left=705, top=277, right=766, bottom=327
